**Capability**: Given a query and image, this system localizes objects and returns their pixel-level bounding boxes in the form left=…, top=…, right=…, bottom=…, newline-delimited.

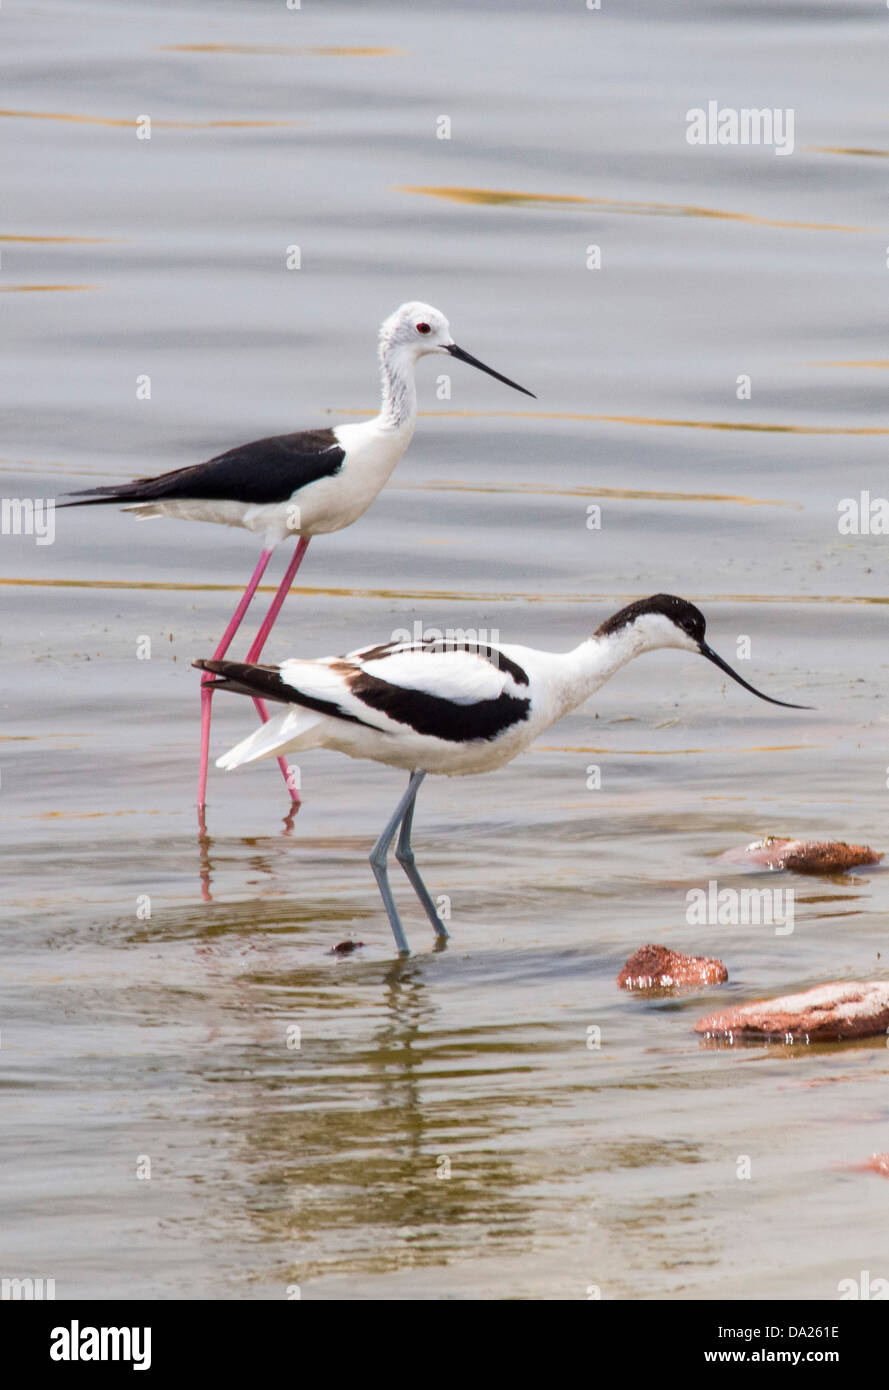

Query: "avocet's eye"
left=416, top=322, right=431, bottom=334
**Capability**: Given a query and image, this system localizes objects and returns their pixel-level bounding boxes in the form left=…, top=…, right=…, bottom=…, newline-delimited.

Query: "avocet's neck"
left=377, top=340, right=419, bottom=433
left=555, top=626, right=655, bottom=715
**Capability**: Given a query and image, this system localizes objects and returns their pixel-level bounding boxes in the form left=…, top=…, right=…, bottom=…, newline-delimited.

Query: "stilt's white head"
left=380, top=302, right=454, bottom=358
left=595, top=594, right=809, bottom=708
left=379, top=302, right=536, bottom=397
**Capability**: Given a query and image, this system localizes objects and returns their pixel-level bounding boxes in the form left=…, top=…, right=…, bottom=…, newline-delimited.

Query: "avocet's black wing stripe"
left=351, top=639, right=530, bottom=688
left=194, top=659, right=379, bottom=727
left=345, top=668, right=531, bottom=742
left=193, top=661, right=294, bottom=704
left=194, top=652, right=532, bottom=744
left=61, top=429, right=345, bottom=508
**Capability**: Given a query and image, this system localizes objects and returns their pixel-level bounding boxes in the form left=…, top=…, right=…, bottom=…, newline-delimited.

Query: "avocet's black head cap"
left=595, top=593, right=706, bottom=645
left=595, top=593, right=811, bottom=710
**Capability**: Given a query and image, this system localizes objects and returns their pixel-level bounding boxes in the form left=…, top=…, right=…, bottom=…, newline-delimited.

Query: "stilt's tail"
left=59, top=480, right=170, bottom=507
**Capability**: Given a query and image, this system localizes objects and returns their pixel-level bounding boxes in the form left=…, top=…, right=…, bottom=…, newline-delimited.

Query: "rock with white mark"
left=696, top=981, right=889, bottom=1043
left=720, top=837, right=881, bottom=874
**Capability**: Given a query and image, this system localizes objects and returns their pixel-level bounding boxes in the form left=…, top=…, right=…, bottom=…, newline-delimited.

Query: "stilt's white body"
left=70, top=300, right=532, bottom=549
left=117, top=305, right=452, bottom=545
left=123, top=418, right=416, bottom=543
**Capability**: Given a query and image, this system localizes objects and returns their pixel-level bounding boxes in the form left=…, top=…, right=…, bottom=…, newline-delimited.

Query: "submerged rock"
left=696, top=980, right=889, bottom=1043
left=720, top=837, right=881, bottom=874
left=858, top=1154, right=889, bottom=1178
left=618, top=943, right=728, bottom=992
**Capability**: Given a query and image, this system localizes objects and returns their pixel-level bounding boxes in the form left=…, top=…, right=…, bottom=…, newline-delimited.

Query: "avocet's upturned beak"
left=699, top=642, right=812, bottom=710
left=446, top=343, right=536, bottom=398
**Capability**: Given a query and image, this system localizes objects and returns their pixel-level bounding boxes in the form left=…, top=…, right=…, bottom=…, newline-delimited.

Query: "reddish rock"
left=618, top=943, right=728, bottom=992
left=330, top=940, right=365, bottom=956
left=721, top=836, right=881, bottom=874
left=696, top=981, right=889, bottom=1043
left=858, top=1154, right=889, bottom=1178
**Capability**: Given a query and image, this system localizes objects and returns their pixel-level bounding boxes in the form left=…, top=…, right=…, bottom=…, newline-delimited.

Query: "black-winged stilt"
left=194, top=594, right=809, bottom=954
left=62, top=302, right=535, bottom=815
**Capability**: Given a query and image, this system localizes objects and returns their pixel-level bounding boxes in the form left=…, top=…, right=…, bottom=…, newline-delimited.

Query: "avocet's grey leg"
left=395, top=773, right=449, bottom=941
left=369, top=774, right=425, bottom=954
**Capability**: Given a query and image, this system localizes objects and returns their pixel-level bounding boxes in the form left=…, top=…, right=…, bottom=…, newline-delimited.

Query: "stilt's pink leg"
left=197, top=547, right=275, bottom=810
left=251, top=696, right=300, bottom=804
left=246, top=537, right=310, bottom=663
left=244, top=537, right=311, bottom=806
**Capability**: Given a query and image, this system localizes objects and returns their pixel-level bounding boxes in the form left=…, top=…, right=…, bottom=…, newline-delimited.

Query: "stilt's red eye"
left=416, top=322, right=431, bottom=334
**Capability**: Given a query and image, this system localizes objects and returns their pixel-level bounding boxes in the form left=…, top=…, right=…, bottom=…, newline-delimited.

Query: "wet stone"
left=618, top=943, right=728, bottom=992
left=721, top=836, right=881, bottom=874
left=859, top=1154, right=889, bottom=1178
left=696, top=981, right=889, bottom=1043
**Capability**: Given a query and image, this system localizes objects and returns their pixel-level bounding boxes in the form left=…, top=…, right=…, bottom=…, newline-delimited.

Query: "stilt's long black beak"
left=446, top=343, right=536, bottom=398
left=700, top=643, right=812, bottom=709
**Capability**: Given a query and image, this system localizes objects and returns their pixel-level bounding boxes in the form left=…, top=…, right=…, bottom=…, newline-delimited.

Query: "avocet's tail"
left=194, top=658, right=326, bottom=768
left=217, top=707, right=324, bottom=769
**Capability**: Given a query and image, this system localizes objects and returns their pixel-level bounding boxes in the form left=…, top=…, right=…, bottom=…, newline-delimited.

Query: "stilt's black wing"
left=61, top=429, right=345, bottom=507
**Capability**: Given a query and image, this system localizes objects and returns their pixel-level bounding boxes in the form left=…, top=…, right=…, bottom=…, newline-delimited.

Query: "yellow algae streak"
left=400, top=480, right=796, bottom=509
left=396, top=184, right=873, bottom=233
left=808, top=146, right=889, bottom=158
left=538, top=743, right=818, bottom=756
left=337, top=406, right=889, bottom=437
left=158, top=44, right=405, bottom=57
left=808, top=360, right=889, bottom=369
left=0, top=283, right=99, bottom=293
left=0, top=109, right=305, bottom=129
left=0, top=234, right=114, bottom=244
left=3, top=577, right=888, bottom=609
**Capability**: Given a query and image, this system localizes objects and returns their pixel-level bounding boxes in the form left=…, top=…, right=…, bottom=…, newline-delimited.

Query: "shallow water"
left=3, top=0, right=889, bottom=1300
